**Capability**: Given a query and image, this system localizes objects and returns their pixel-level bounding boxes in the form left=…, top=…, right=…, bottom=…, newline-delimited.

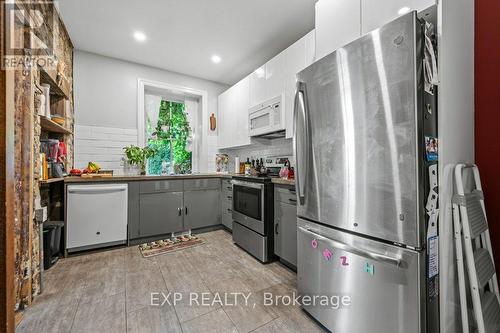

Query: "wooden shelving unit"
left=39, top=67, right=70, bottom=99
left=39, top=116, right=72, bottom=135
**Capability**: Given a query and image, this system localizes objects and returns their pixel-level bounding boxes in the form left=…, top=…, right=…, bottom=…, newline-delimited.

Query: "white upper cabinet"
left=249, top=51, right=286, bottom=107
left=265, top=51, right=286, bottom=102
left=361, top=0, right=435, bottom=34
left=249, top=66, right=267, bottom=107
left=283, top=30, right=315, bottom=139
left=217, top=76, right=251, bottom=150
left=305, top=29, right=316, bottom=67
left=315, top=0, right=361, bottom=61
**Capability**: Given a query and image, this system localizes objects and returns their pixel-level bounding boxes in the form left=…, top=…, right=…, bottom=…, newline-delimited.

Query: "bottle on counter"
left=244, top=158, right=251, bottom=176
left=279, top=159, right=289, bottom=179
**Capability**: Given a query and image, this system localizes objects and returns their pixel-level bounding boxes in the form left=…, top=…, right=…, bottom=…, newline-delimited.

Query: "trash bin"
left=43, top=221, right=64, bottom=270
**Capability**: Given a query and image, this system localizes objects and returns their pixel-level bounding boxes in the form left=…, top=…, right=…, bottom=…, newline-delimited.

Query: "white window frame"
left=137, top=78, right=208, bottom=173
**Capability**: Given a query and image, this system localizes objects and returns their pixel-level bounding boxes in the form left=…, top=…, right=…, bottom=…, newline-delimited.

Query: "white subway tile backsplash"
left=75, top=125, right=138, bottom=174
left=218, top=137, right=293, bottom=172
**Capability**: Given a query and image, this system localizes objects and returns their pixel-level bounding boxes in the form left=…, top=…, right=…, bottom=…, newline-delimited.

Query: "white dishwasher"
left=67, top=183, right=128, bottom=252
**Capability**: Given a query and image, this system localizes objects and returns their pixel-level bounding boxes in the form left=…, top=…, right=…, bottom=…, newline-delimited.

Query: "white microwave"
left=248, top=95, right=285, bottom=137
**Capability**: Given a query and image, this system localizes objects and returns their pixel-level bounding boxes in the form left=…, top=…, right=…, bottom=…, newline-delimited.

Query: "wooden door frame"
left=1, top=1, right=15, bottom=331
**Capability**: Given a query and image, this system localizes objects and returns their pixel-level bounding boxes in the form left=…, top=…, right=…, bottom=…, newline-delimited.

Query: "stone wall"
left=12, top=1, right=73, bottom=311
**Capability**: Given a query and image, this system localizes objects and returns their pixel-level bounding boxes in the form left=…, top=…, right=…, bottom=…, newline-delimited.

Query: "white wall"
left=437, top=0, right=475, bottom=332
left=73, top=50, right=228, bottom=172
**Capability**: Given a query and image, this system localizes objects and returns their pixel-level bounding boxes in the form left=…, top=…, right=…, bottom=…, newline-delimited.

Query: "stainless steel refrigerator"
left=294, top=9, right=439, bottom=333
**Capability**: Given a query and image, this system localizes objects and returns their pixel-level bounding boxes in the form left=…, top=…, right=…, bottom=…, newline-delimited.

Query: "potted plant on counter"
left=123, top=145, right=157, bottom=175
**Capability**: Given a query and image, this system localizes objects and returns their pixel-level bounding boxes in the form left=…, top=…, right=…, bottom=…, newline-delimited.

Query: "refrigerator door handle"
left=293, top=81, right=309, bottom=205
left=298, top=226, right=403, bottom=268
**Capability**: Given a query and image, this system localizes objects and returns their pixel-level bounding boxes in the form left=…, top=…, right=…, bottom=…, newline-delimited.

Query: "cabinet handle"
left=227, top=186, right=232, bottom=190
left=227, top=196, right=232, bottom=199
left=289, top=198, right=297, bottom=203
left=227, top=208, right=232, bottom=213
left=178, top=207, right=182, bottom=216
left=275, top=223, right=279, bottom=235
left=185, top=206, right=188, bottom=215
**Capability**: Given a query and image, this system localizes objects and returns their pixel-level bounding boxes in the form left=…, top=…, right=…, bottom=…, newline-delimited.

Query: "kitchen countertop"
left=63, top=173, right=233, bottom=183
left=271, top=178, right=295, bottom=186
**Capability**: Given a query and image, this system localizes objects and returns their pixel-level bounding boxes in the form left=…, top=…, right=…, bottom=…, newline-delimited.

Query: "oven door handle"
left=231, top=180, right=265, bottom=190
left=298, top=227, right=403, bottom=268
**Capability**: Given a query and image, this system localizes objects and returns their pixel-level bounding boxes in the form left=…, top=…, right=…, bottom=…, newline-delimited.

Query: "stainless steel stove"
left=231, top=156, right=292, bottom=262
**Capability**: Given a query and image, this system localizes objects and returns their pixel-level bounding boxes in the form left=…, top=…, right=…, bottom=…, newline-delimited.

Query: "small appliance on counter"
left=40, top=139, right=68, bottom=179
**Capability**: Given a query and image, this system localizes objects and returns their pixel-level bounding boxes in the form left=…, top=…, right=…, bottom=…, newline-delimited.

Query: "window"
left=145, top=99, right=192, bottom=175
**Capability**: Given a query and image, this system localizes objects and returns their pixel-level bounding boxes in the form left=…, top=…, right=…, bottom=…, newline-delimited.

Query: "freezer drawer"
left=297, top=218, right=425, bottom=333
left=67, top=184, right=128, bottom=251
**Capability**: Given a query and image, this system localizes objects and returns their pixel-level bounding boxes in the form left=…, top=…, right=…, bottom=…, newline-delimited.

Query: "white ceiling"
left=58, top=0, right=316, bottom=85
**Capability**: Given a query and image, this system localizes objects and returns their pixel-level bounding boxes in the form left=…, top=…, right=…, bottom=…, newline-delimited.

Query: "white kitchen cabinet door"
left=249, top=65, right=267, bottom=107
left=218, top=77, right=251, bottom=149
left=315, top=0, right=361, bottom=60
left=284, top=36, right=307, bottom=139
left=232, top=76, right=251, bottom=147
left=361, top=0, right=435, bottom=34
left=305, top=29, right=316, bottom=67
left=217, top=90, right=232, bottom=149
left=265, top=51, right=286, bottom=102
left=249, top=52, right=286, bottom=107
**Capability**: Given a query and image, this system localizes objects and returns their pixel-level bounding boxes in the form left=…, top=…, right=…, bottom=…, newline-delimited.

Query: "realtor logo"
left=2, top=0, right=57, bottom=70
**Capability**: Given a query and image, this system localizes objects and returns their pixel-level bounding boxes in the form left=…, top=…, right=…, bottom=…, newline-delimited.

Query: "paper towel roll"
left=234, top=156, right=240, bottom=174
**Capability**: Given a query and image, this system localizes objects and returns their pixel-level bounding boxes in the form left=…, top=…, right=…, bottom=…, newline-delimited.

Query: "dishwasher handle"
left=298, top=226, right=403, bottom=268
left=68, top=185, right=127, bottom=194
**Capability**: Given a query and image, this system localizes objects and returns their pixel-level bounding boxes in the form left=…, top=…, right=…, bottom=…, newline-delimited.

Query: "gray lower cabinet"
left=139, top=191, right=184, bottom=237
left=221, top=179, right=233, bottom=231
left=274, top=186, right=297, bottom=267
left=184, top=189, right=220, bottom=229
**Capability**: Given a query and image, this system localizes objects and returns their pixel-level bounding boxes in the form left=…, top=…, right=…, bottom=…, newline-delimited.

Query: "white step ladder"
left=452, top=164, right=500, bottom=333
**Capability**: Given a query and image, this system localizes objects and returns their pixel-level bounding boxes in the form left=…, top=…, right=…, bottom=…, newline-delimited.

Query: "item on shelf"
left=215, top=153, right=229, bottom=173
left=50, top=115, right=65, bottom=126
left=239, top=162, right=245, bottom=174
left=35, top=92, right=46, bottom=116
left=41, top=83, right=50, bottom=117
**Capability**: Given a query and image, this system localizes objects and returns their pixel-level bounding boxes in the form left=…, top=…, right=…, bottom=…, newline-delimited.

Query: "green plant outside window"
left=147, top=100, right=192, bottom=175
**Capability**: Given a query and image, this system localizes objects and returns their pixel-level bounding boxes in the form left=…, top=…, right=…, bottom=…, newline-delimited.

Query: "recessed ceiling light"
left=133, top=31, right=147, bottom=42
left=398, top=6, right=410, bottom=15
left=211, top=55, right=221, bottom=63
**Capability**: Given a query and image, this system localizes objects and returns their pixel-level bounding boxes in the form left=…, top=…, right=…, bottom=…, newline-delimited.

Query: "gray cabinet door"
left=139, top=191, right=183, bottom=237
left=275, top=201, right=297, bottom=266
left=128, top=182, right=140, bottom=239
left=184, top=190, right=220, bottom=229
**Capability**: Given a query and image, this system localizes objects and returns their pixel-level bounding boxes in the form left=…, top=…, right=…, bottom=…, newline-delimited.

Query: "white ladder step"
left=480, top=291, right=500, bottom=332
left=465, top=192, right=488, bottom=239
left=474, top=248, right=496, bottom=289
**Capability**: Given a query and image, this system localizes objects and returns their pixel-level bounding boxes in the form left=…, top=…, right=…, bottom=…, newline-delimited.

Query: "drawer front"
left=184, top=178, right=221, bottom=191
left=222, top=213, right=233, bottom=230
left=222, top=179, right=233, bottom=192
left=222, top=200, right=233, bottom=216
left=222, top=189, right=233, bottom=202
left=274, top=185, right=297, bottom=205
left=139, top=180, right=183, bottom=193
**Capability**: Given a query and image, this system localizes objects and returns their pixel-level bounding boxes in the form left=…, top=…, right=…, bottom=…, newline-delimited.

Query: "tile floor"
left=17, top=230, right=325, bottom=333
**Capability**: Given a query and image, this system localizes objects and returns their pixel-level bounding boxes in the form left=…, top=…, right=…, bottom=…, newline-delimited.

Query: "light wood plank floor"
left=17, top=230, right=325, bottom=333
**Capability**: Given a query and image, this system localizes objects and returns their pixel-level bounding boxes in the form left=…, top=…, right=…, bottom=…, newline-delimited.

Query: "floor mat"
left=138, top=235, right=205, bottom=258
